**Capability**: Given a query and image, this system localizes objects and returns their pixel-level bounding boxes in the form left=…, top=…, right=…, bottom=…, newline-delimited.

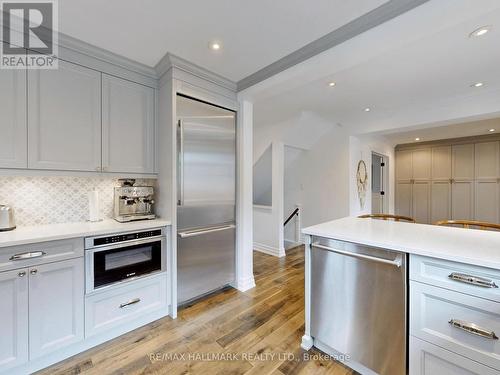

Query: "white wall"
left=253, top=111, right=351, bottom=253
left=349, top=134, right=395, bottom=217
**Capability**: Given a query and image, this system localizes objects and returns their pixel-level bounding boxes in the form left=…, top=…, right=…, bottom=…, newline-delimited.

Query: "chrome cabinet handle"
left=30, top=269, right=38, bottom=275
left=120, top=298, right=141, bottom=308
left=449, top=319, right=498, bottom=340
left=18, top=271, right=26, bottom=277
left=312, top=243, right=403, bottom=268
left=10, top=251, right=46, bottom=261
left=178, top=224, right=236, bottom=238
left=448, top=272, right=498, bottom=288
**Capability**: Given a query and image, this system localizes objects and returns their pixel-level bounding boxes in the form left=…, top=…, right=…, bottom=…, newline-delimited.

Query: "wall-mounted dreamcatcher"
left=356, top=160, right=368, bottom=209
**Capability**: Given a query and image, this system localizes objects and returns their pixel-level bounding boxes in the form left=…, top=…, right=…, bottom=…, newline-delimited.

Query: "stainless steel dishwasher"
left=310, top=237, right=407, bottom=375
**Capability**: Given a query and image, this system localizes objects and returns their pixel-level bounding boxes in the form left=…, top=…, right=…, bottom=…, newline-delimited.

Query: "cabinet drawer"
left=0, top=238, right=83, bottom=272
left=410, top=336, right=500, bottom=375
left=85, top=273, right=167, bottom=337
left=410, top=281, right=500, bottom=370
left=410, top=255, right=500, bottom=302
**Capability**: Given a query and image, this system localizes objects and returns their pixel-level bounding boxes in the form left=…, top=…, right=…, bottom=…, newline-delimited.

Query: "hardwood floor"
left=38, top=246, right=356, bottom=375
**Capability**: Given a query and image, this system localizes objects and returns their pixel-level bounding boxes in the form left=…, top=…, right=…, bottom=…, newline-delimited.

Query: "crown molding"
left=155, top=52, right=237, bottom=93
left=237, top=0, right=430, bottom=91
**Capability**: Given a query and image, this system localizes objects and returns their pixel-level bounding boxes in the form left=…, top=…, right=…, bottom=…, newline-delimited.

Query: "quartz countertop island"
left=303, top=216, right=500, bottom=270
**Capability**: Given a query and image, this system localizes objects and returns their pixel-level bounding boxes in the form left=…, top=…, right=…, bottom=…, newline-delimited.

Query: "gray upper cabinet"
left=474, top=141, right=499, bottom=179
left=102, top=74, right=155, bottom=174
left=452, top=144, right=474, bottom=180
left=28, top=60, right=102, bottom=171
left=412, top=149, right=431, bottom=181
left=0, top=68, right=27, bottom=168
left=396, top=150, right=412, bottom=181
left=431, top=146, right=451, bottom=180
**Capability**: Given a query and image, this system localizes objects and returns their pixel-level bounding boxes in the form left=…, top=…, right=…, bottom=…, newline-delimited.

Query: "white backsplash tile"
left=0, top=176, right=156, bottom=227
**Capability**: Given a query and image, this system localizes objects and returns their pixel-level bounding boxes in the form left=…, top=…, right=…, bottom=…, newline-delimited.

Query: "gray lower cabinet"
left=0, top=268, right=29, bottom=372
left=451, top=180, right=474, bottom=220
left=28, top=60, right=102, bottom=171
left=29, top=258, right=84, bottom=360
left=0, top=256, right=84, bottom=373
left=431, top=181, right=451, bottom=223
left=0, top=68, right=27, bottom=169
left=102, top=74, right=155, bottom=174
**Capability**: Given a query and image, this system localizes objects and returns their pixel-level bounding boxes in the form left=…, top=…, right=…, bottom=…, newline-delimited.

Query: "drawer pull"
left=448, top=272, right=498, bottom=288
left=119, top=298, right=141, bottom=308
left=9, top=251, right=46, bottom=261
left=449, top=319, right=499, bottom=340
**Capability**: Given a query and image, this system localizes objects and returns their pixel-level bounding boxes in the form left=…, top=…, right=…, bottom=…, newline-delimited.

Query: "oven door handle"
left=178, top=224, right=235, bottom=238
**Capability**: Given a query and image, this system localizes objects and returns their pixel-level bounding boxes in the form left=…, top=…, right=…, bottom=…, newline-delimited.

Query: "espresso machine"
left=114, top=179, right=156, bottom=222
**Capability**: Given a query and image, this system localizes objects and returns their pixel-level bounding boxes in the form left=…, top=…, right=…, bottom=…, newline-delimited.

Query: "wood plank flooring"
left=38, top=246, right=356, bottom=375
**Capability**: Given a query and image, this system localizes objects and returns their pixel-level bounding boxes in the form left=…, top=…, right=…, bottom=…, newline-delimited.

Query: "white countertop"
left=303, top=217, right=500, bottom=270
left=0, top=219, right=171, bottom=248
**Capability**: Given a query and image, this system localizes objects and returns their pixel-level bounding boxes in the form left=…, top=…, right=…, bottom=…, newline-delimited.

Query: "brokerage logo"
left=1, top=0, right=58, bottom=69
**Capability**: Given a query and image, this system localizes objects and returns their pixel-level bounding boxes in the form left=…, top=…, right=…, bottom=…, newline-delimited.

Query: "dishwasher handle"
left=312, top=242, right=403, bottom=268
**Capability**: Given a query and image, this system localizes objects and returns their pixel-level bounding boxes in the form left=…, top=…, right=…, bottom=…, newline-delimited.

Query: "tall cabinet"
left=396, top=137, right=500, bottom=224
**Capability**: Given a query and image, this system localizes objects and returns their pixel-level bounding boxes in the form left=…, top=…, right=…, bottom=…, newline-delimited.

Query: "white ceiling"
left=58, top=0, right=387, bottom=81
left=248, top=0, right=500, bottom=137
left=382, top=117, right=500, bottom=145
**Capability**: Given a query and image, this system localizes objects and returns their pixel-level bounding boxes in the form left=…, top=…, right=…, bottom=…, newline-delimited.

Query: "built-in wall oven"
left=85, top=228, right=166, bottom=293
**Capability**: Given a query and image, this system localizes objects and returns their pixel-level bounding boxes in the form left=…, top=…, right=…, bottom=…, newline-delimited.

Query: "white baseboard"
left=235, top=275, right=256, bottom=292
left=254, top=242, right=286, bottom=258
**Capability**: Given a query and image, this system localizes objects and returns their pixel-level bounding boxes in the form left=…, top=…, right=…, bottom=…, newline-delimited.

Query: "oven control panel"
left=89, top=229, right=162, bottom=248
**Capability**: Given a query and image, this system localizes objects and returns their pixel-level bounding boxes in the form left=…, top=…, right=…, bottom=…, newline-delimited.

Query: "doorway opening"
left=371, top=152, right=388, bottom=214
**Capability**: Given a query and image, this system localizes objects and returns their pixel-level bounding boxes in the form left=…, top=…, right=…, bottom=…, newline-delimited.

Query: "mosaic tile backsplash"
left=0, top=176, right=156, bottom=227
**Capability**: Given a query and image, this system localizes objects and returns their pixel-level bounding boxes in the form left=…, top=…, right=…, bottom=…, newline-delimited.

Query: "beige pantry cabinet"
left=395, top=138, right=500, bottom=224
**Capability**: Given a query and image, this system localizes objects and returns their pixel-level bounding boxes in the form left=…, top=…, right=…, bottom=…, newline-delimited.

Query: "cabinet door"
left=29, top=258, right=84, bottom=359
left=412, top=182, right=431, bottom=224
left=102, top=75, right=155, bottom=173
left=412, top=149, right=432, bottom=180
left=431, top=181, right=451, bottom=223
left=0, top=67, right=27, bottom=168
left=28, top=60, right=102, bottom=171
left=396, top=150, right=412, bottom=181
left=475, top=141, right=499, bottom=179
left=452, top=144, right=475, bottom=180
left=475, top=181, right=500, bottom=223
left=432, top=146, right=451, bottom=180
left=410, top=336, right=499, bottom=375
left=0, top=268, right=28, bottom=372
left=451, top=181, right=474, bottom=220
left=396, top=182, right=412, bottom=218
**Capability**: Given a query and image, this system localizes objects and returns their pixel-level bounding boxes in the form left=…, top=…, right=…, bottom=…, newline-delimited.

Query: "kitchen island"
left=301, top=217, right=500, bottom=375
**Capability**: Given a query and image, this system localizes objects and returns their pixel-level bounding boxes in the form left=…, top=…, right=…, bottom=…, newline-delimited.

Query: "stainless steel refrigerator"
left=176, top=94, right=236, bottom=305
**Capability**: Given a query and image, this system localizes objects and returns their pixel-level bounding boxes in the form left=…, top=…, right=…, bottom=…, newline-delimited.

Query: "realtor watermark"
left=1, top=0, right=58, bottom=69
left=148, top=351, right=351, bottom=363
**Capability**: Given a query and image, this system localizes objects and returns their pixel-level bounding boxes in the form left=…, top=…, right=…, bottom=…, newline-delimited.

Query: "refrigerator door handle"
left=178, top=224, right=236, bottom=238
left=177, top=119, right=184, bottom=206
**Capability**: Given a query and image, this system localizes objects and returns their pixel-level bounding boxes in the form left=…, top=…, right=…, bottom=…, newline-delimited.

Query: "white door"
left=371, top=154, right=385, bottom=214
left=0, top=268, right=28, bottom=372
left=102, top=74, right=155, bottom=173
left=0, top=68, right=27, bottom=168
left=29, top=258, right=84, bottom=359
left=28, top=60, right=102, bottom=171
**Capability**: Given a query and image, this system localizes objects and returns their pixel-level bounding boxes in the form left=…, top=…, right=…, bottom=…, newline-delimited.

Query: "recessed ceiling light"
left=415, top=137, right=420, bottom=141
left=469, top=26, right=492, bottom=38
left=364, top=107, right=371, bottom=112
left=471, top=82, right=484, bottom=88
left=489, top=128, right=496, bottom=132
left=209, top=41, right=222, bottom=51
left=328, top=82, right=336, bottom=87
